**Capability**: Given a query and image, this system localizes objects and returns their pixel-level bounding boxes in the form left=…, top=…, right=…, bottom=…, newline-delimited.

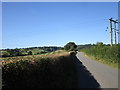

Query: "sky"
left=2, top=2, right=118, bottom=49
left=1, top=0, right=120, bottom=2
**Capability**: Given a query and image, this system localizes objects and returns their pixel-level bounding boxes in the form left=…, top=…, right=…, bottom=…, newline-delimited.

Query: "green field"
left=1, top=46, right=62, bottom=57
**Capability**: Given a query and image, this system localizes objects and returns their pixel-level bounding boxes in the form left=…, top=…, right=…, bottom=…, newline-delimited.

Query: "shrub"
left=28, top=51, right=32, bottom=55
left=80, top=45, right=119, bottom=64
left=1, top=51, right=10, bottom=57
left=2, top=52, right=76, bottom=88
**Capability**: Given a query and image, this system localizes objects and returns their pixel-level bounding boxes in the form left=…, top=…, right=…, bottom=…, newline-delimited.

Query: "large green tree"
left=64, top=42, right=77, bottom=51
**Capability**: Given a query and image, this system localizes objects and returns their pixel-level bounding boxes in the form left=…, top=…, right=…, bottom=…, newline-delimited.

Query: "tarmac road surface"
left=74, top=52, right=119, bottom=88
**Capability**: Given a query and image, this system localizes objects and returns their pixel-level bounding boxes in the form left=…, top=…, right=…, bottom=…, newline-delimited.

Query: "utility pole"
left=109, top=18, right=118, bottom=46
left=112, top=20, right=118, bottom=45
left=109, top=18, right=113, bottom=46
left=114, top=22, right=117, bottom=44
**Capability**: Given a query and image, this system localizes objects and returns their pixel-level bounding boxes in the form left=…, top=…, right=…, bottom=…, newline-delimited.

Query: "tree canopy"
left=64, top=42, right=77, bottom=51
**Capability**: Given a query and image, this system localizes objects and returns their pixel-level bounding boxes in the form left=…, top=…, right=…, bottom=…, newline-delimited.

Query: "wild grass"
left=2, top=51, right=76, bottom=88
left=79, top=45, right=120, bottom=69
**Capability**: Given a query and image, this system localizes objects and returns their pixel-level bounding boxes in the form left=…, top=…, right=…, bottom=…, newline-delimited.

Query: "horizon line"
left=1, top=43, right=111, bottom=50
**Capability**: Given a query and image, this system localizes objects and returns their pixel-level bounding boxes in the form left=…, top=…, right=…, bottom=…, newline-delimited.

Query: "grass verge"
left=83, top=53, right=119, bottom=69
left=79, top=45, right=119, bottom=69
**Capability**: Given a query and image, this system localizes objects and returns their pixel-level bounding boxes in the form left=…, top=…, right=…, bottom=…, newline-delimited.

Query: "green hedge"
left=79, top=45, right=120, bottom=64
left=2, top=53, right=76, bottom=88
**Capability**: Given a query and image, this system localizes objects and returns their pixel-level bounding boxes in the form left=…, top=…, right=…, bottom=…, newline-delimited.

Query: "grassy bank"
left=2, top=51, right=77, bottom=88
left=79, top=45, right=120, bottom=69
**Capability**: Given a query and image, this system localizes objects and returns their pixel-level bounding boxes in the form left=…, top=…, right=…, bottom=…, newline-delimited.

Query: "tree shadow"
left=72, top=54, right=101, bottom=88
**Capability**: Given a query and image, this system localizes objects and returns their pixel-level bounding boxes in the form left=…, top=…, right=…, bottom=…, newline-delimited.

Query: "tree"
left=64, top=42, right=77, bottom=51
left=96, top=42, right=103, bottom=47
left=6, top=49, right=22, bottom=56
left=28, top=51, right=32, bottom=55
left=1, top=51, right=10, bottom=57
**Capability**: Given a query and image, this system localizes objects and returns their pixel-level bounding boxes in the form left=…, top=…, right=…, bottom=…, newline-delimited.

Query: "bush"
left=80, top=45, right=119, bottom=64
left=28, top=51, right=32, bottom=55
left=1, top=51, right=10, bottom=57
left=2, top=53, right=76, bottom=88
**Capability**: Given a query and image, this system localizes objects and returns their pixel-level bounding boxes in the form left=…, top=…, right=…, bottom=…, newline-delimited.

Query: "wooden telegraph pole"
left=109, top=18, right=113, bottom=46
left=111, top=20, right=118, bottom=45
left=109, top=18, right=118, bottom=46
left=113, top=21, right=117, bottom=44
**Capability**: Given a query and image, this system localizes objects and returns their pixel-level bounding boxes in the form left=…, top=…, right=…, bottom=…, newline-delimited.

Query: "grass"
left=1, top=50, right=67, bottom=63
left=79, top=45, right=120, bottom=69
left=2, top=51, right=76, bottom=88
left=22, top=49, right=47, bottom=55
left=84, top=53, right=119, bottom=69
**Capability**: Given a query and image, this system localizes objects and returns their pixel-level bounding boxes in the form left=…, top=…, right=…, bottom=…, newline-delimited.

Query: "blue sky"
left=2, top=2, right=118, bottom=49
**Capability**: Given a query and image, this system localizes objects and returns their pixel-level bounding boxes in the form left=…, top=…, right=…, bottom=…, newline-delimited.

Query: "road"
left=73, top=52, right=119, bottom=88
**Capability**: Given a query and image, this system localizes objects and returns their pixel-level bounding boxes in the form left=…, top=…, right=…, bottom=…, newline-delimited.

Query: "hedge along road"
left=73, top=52, right=119, bottom=88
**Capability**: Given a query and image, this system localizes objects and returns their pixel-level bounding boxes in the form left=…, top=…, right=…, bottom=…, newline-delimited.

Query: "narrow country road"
left=73, top=52, right=119, bottom=88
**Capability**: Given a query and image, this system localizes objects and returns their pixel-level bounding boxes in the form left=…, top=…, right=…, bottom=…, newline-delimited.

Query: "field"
left=79, top=45, right=120, bottom=69
left=2, top=50, right=77, bottom=88
left=0, top=46, right=62, bottom=57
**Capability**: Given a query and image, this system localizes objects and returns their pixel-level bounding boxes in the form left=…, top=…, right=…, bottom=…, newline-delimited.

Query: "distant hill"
left=1, top=46, right=63, bottom=57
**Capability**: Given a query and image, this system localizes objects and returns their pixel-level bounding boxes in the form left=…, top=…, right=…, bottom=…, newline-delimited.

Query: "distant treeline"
left=1, top=46, right=62, bottom=51
left=1, top=42, right=113, bottom=57
left=21, top=46, right=62, bottom=51
left=1, top=46, right=63, bottom=57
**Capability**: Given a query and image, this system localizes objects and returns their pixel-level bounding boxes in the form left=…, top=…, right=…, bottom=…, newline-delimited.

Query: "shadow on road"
left=72, top=55, right=101, bottom=88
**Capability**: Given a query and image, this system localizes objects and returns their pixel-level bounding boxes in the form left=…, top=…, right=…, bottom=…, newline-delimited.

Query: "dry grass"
left=1, top=52, right=70, bottom=65
left=2, top=51, right=76, bottom=88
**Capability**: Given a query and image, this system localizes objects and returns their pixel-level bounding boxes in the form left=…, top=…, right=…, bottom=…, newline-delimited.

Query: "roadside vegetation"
left=2, top=51, right=77, bottom=88
left=2, top=43, right=78, bottom=88
left=78, top=42, right=120, bottom=69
